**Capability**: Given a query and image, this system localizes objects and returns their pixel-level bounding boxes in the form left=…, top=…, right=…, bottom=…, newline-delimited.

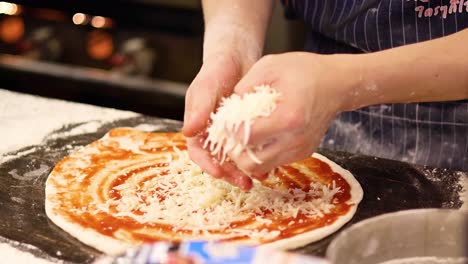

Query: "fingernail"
left=237, top=176, right=252, bottom=191
left=243, top=181, right=253, bottom=191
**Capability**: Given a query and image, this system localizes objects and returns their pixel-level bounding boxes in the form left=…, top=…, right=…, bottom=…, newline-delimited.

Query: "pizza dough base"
left=261, top=153, right=363, bottom=250
left=45, top=141, right=363, bottom=255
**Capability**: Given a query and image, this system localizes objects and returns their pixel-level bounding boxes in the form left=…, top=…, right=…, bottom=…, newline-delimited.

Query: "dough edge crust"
left=45, top=144, right=363, bottom=255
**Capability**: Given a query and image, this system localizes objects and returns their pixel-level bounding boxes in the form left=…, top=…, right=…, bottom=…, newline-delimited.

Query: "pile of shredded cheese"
left=95, top=146, right=341, bottom=240
left=203, top=85, right=281, bottom=164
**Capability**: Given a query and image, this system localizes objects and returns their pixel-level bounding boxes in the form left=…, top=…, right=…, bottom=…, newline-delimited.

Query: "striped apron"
left=284, top=0, right=468, bottom=171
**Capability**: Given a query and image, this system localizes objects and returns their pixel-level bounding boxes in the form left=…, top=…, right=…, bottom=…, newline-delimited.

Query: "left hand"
left=183, top=53, right=256, bottom=191
left=226, top=52, right=356, bottom=179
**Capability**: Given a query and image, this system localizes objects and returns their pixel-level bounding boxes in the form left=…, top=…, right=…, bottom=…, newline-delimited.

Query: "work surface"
left=0, top=90, right=466, bottom=263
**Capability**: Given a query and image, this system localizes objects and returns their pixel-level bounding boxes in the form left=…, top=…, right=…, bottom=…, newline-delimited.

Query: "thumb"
left=182, top=72, right=217, bottom=137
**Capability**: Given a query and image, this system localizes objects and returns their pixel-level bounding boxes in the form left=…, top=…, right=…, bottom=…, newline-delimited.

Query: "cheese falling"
left=203, top=85, right=281, bottom=164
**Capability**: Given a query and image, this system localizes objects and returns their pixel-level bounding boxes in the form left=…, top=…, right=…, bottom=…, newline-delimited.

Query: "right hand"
left=182, top=53, right=257, bottom=190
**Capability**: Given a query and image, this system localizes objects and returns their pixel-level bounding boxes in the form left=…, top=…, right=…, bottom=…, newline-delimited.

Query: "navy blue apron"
left=284, top=0, right=468, bottom=171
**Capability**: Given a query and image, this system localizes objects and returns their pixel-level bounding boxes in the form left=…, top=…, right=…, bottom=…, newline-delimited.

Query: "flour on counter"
left=133, top=123, right=168, bottom=132
left=8, top=164, right=50, bottom=181
left=459, top=172, right=468, bottom=211
left=47, top=120, right=104, bottom=139
left=0, top=91, right=181, bottom=263
left=0, top=89, right=137, bottom=156
left=11, top=196, right=26, bottom=204
left=379, top=257, right=467, bottom=264
left=0, top=147, right=37, bottom=164
left=0, top=242, right=61, bottom=264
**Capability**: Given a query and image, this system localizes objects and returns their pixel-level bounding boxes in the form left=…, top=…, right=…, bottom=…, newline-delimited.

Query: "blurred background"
left=0, top=0, right=304, bottom=120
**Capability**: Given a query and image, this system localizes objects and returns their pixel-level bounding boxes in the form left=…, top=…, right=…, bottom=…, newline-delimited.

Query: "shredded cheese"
left=203, top=85, right=281, bottom=164
left=94, top=145, right=341, bottom=241
left=51, top=129, right=345, bottom=244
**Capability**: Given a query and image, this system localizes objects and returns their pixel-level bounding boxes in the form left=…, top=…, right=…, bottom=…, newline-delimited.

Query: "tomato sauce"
left=52, top=129, right=353, bottom=245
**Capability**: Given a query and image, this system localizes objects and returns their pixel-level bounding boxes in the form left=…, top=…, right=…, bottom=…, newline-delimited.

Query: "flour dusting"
left=8, top=164, right=49, bottom=181
left=133, top=123, right=168, bottom=132
left=459, top=172, right=468, bottom=211
left=0, top=89, right=138, bottom=263
left=47, top=121, right=104, bottom=140
left=379, top=257, right=467, bottom=264
left=0, top=147, right=37, bottom=164
left=365, top=82, right=378, bottom=91
left=0, top=89, right=137, bottom=156
left=0, top=242, right=61, bottom=264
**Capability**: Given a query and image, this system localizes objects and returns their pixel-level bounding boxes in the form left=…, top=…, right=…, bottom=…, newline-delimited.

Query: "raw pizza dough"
left=45, top=128, right=363, bottom=255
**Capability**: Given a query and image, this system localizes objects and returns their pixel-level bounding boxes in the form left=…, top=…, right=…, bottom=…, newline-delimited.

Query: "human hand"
left=182, top=0, right=274, bottom=190
left=183, top=54, right=247, bottom=137
left=223, top=52, right=356, bottom=180
left=182, top=53, right=256, bottom=190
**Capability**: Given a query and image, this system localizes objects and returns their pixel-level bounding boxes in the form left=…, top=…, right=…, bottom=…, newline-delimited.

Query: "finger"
left=229, top=138, right=285, bottom=175
left=187, top=137, right=253, bottom=191
left=186, top=137, right=224, bottom=178
left=239, top=147, right=304, bottom=176
left=246, top=104, right=305, bottom=146
left=253, top=147, right=310, bottom=175
left=225, top=98, right=296, bottom=149
left=251, top=172, right=269, bottom=181
left=219, top=162, right=253, bottom=191
left=230, top=133, right=314, bottom=175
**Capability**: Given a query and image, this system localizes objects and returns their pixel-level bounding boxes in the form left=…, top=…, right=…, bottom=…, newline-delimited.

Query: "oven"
left=0, top=0, right=204, bottom=119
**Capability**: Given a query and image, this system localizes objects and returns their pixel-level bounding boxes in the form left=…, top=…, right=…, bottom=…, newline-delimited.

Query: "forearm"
left=202, top=0, right=274, bottom=71
left=340, top=29, right=468, bottom=111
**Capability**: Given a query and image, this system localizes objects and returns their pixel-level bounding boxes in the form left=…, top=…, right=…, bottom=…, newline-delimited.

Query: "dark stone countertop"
left=0, top=90, right=466, bottom=263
